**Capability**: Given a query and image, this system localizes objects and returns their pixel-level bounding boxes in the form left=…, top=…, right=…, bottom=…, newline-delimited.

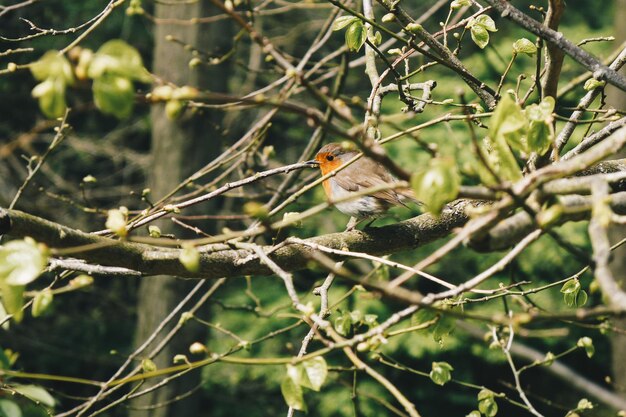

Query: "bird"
left=307, top=142, right=418, bottom=220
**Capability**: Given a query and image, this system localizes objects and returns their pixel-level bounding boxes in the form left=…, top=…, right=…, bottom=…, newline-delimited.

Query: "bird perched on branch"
left=307, top=143, right=418, bottom=220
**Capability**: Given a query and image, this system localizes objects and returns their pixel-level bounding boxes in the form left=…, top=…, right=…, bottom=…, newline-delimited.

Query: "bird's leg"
left=345, top=216, right=377, bottom=231
left=345, top=217, right=359, bottom=231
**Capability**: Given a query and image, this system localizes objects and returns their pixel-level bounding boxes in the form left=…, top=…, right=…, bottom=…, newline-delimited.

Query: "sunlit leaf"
left=0, top=238, right=49, bottom=286
left=470, top=24, right=490, bottom=49
left=105, top=208, right=128, bottom=237
left=281, top=375, right=306, bottom=411
left=476, top=94, right=524, bottom=184
left=430, top=361, right=454, bottom=386
left=179, top=244, right=200, bottom=273
left=577, top=337, right=594, bottom=358
left=31, top=77, right=67, bottom=119
left=93, top=75, right=135, bottom=119
left=467, top=15, right=497, bottom=49
left=583, top=78, right=605, bottom=91
left=334, top=311, right=352, bottom=336
left=560, top=279, right=581, bottom=294
left=332, top=16, right=359, bottom=31
left=345, top=21, right=367, bottom=52
left=451, top=0, right=471, bottom=9
left=525, top=96, right=555, bottom=155
left=473, top=15, right=497, bottom=32
left=301, top=357, right=328, bottom=391
left=87, top=40, right=150, bottom=82
left=30, top=51, right=74, bottom=85
left=12, top=384, right=55, bottom=407
left=477, top=389, right=498, bottom=417
left=411, top=158, right=460, bottom=215
left=0, top=399, right=22, bottom=417
left=31, top=289, right=53, bottom=318
left=513, top=38, right=537, bottom=56
left=0, top=284, right=24, bottom=322
left=141, top=358, right=157, bottom=372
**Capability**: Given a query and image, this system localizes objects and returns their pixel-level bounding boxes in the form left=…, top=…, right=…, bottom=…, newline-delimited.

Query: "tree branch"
left=0, top=202, right=470, bottom=279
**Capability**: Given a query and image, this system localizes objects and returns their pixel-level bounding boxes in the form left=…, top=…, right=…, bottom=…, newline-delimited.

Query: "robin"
left=307, top=142, right=418, bottom=219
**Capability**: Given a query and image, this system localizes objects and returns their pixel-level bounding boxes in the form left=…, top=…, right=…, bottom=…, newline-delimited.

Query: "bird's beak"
left=304, top=159, right=320, bottom=167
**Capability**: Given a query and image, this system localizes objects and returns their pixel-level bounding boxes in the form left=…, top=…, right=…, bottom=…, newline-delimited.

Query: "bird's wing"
left=333, top=159, right=407, bottom=207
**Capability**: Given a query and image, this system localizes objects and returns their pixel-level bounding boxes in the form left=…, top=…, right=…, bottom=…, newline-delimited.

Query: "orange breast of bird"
left=315, top=152, right=343, bottom=199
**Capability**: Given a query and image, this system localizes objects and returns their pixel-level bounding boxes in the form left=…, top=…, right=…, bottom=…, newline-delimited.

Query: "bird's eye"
left=326, top=155, right=334, bottom=161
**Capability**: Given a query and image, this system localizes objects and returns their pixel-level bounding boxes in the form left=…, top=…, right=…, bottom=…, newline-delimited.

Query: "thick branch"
left=0, top=203, right=470, bottom=279
left=542, top=0, right=566, bottom=98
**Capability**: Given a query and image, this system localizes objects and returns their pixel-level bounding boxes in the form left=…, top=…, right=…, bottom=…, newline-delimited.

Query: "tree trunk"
left=607, top=0, right=626, bottom=398
left=130, top=1, right=228, bottom=415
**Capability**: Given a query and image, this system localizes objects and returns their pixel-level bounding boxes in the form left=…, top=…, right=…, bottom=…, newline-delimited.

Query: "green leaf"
left=512, top=38, right=537, bottom=56
left=371, top=30, right=382, bottom=46
left=334, top=311, right=352, bottom=336
left=179, top=244, right=200, bottom=273
left=491, top=94, right=528, bottom=153
left=281, top=376, right=306, bottom=411
left=467, top=15, right=497, bottom=49
left=470, top=24, right=490, bottom=49
left=31, top=77, right=67, bottom=119
left=0, top=348, right=11, bottom=370
left=411, top=158, right=460, bottom=215
left=477, top=94, right=525, bottom=184
left=524, top=96, right=555, bottom=155
left=31, top=289, right=53, bottom=318
left=543, top=351, right=555, bottom=367
left=92, top=75, right=135, bottom=119
left=429, top=361, right=454, bottom=386
left=0, top=238, right=49, bottom=286
left=12, top=384, right=55, bottom=407
left=451, top=0, right=471, bottom=9
left=477, top=389, right=498, bottom=417
left=30, top=51, right=74, bottom=85
left=0, top=301, right=8, bottom=330
left=576, top=398, right=593, bottom=410
left=412, top=308, right=437, bottom=325
left=577, top=337, right=594, bottom=358
left=301, top=357, right=328, bottom=391
left=560, top=279, right=581, bottom=295
left=575, top=290, right=588, bottom=307
left=432, top=314, right=456, bottom=345
left=332, top=16, right=359, bottom=31
left=583, top=78, right=606, bottom=91
left=345, top=21, right=367, bottom=52
left=87, top=40, right=150, bottom=82
left=466, top=411, right=481, bottom=417
left=563, top=291, right=576, bottom=307
left=473, top=15, right=497, bottom=32
left=141, top=358, right=157, bottom=372
left=0, top=399, right=22, bottom=417
left=105, top=208, right=128, bottom=237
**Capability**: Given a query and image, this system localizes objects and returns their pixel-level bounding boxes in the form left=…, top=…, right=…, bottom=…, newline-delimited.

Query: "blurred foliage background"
left=0, top=0, right=624, bottom=416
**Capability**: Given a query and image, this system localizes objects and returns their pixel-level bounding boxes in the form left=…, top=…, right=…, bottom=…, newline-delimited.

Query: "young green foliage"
left=281, top=357, right=328, bottom=411
left=411, top=158, right=460, bottom=215
left=30, top=51, right=74, bottom=118
left=87, top=40, right=151, bottom=118
left=467, top=15, right=497, bottom=49
left=560, top=278, right=588, bottom=308
left=332, top=16, right=367, bottom=52
left=477, top=389, right=498, bottom=417
left=429, top=361, right=454, bottom=386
